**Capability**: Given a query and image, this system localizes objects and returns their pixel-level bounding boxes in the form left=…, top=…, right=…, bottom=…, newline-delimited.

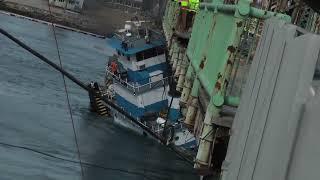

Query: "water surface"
left=0, top=13, right=197, bottom=180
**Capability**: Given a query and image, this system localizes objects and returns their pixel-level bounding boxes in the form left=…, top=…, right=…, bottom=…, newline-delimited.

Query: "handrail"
left=106, top=68, right=135, bottom=88
left=199, top=2, right=291, bottom=21
left=0, top=27, right=194, bottom=165
left=106, top=68, right=170, bottom=94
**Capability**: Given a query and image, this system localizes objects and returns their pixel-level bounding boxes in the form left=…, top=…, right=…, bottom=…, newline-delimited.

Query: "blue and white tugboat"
left=102, top=20, right=196, bottom=150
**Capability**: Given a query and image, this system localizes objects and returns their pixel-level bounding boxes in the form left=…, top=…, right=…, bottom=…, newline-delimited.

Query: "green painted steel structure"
left=163, top=0, right=291, bottom=173
left=163, top=0, right=180, bottom=44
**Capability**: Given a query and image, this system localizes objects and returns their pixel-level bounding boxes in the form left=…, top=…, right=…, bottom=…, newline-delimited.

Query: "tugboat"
left=102, top=19, right=196, bottom=150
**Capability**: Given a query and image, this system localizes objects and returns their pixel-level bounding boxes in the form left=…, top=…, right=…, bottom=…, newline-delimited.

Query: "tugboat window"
left=121, top=42, right=128, bottom=51
left=136, top=52, right=144, bottom=61
left=136, top=47, right=161, bottom=62
left=143, top=48, right=157, bottom=59
left=138, top=29, right=146, bottom=37
left=156, top=47, right=165, bottom=55
left=139, top=64, right=146, bottom=70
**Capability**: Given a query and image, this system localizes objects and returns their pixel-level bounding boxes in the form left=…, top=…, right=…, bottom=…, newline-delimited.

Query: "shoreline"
left=0, top=10, right=105, bottom=38
left=0, top=1, right=142, bottom=36
left=0, top=2, right=94, bottom=32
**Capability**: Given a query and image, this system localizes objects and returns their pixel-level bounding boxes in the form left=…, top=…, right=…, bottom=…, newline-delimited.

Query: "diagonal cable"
left=46, top=1, right=85, bottom=177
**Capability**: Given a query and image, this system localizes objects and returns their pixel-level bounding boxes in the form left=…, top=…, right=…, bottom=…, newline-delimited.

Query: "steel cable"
left=0, top=9, right=196, bottom=176
left=46, top=1, right=84, bottom=177
left=0, top=142, right=157, bottom=180
left=0, top=26, right=194, bottom=167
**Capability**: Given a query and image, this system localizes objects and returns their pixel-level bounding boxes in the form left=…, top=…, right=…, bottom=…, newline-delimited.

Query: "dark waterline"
left=0, top=14, right=198, bottom=180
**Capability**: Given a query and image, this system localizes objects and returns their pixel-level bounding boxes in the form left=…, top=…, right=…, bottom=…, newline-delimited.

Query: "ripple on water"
left=0, top=13, right=197, bottom=180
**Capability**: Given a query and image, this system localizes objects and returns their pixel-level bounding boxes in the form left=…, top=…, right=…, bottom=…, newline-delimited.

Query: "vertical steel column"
left=176, top=53, right=188, bottom=92
left=184, top=77, right=200, bottom=127
left=180, top=63, right=195, bottom=115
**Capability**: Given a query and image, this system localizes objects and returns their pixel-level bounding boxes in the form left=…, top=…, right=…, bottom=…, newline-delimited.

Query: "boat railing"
left=106, top=68, right=170, bottom=95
